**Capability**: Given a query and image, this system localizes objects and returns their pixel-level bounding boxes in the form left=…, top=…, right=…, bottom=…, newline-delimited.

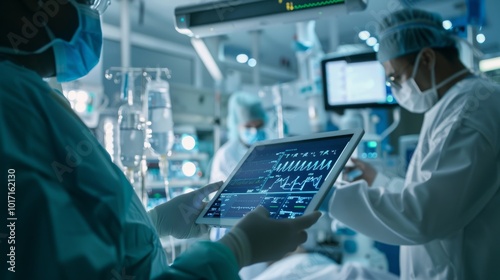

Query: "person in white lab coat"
left=329, top=9, right=500, bottom=280
left=209, top=91, right=270, bottom=279
left=210, top=91, right=268, bottom=183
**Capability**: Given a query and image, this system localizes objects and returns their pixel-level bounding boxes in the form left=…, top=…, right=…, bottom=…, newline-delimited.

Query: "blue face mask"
left=239, top=127, right=266, bottom=146
left=49, top=3, right=102, bottom=82
left=0, top=1, right=102, bottom=83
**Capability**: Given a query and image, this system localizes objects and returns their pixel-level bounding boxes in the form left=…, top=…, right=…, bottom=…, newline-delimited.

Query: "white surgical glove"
left=218, top=206, right=322, bottom=268
left=147, top=181, right=223, bottom=239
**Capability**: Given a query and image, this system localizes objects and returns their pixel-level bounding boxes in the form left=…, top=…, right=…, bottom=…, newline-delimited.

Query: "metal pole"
left=466, top=25, right=480, bottom=71
left=251, top=31, right=261, bottom=87
left=121, top=0, right=131, bottom=69
left=213, top=80, right=222, bottom=153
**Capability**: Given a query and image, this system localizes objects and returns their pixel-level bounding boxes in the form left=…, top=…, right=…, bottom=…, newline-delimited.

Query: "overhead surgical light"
left=442, top=20, right=453, bottom=30
left=61, top=80, right=108, bottom=129
left=74, top=102, right=88, bottom=113
left=75, top=90, right=90, bottom=103
left=476, top=33, right=486, bottom=44
left=63, top=89, right=93, bottom=113
left=358, top=30, right=370, bottom=41
left=181, top=161, right=197, bottom=177
left=248, top=58, right=257, bottom=67
left=366, top=37, right=378, bottom=47
left=181, top=134, right=196, bottom=151
left=236, top=54, right=249, bottom=63
left=67, top=90, right=77, bottom=101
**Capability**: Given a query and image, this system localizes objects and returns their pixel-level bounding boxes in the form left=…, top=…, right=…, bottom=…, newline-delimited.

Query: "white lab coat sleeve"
left=371, top=172, right=405, bottom=193
left=329, top=122, right=499, bottom=245
left=210, top=142, right=237, bottom=183
left=209, top=148, right=226, bottom=183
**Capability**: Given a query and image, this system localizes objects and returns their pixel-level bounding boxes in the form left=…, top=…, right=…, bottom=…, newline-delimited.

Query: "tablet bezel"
left=196, top=128, right=364, bottom=227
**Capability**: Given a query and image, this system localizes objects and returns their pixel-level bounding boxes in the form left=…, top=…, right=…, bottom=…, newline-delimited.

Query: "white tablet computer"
left=197, top=128, right=364, bottom=227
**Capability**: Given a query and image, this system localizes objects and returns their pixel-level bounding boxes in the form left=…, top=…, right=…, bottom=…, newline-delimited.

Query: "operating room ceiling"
left=101, top=0, right=500, bottom=83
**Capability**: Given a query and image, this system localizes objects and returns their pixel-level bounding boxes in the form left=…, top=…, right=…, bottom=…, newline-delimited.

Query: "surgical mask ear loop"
left=429, top=53, right=437, bottom=92
left=433, top=68, right=471, bottom=92
left=412, top=49, right=468, bottom=95
left=410, top=49, right=436, bottom=94
left=425, top=45, right=471, bottom=93
left=410, top=51, right=424, bottom=81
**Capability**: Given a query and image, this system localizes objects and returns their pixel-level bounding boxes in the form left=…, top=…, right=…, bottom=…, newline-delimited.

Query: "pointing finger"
left=198, top=181, right=223, bottom=196
left=252, top=205, right=271, bottom=217
left=289, top=211, right=321, bottom=229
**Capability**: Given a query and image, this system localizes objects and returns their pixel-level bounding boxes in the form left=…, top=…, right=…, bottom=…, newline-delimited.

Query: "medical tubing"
left=158, top=155, right=171, bottom=201
left=145, top=70, right=177, bottom=262
left=379, top=107, right=401, bottom=140
left=158, top=155, right=175, bottom=262
left=169, top=235, right=176, bottom=264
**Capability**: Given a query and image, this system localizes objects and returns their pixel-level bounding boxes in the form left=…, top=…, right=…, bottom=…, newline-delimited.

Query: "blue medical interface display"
left=204, top=134, right=353, bottom=219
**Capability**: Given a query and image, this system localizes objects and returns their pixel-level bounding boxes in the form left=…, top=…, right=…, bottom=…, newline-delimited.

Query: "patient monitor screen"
left=322, top=52, right=397, bottom=109
left=203, top=134, right=353, bottom=219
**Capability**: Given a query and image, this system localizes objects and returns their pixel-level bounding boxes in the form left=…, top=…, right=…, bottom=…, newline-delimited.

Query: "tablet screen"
left=203, top=134, right=353, bottom=220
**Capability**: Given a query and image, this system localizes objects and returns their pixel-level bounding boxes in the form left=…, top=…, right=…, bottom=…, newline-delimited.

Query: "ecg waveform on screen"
left=279, top=149, right=338, bottom=158
left=270, top=175, right=323, bottom=191
left=273, top=159, right=333, bottom=172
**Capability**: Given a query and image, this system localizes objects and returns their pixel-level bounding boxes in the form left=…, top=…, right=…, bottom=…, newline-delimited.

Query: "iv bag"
left=147, top=73, right=175, bottom=156
left=118, top=102, right=146, bottom=169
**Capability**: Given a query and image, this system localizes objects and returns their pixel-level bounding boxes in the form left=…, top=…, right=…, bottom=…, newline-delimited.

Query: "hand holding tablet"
left=198, top=128, right=364, bottom=227
left=218, top=206, right=322, bottom=267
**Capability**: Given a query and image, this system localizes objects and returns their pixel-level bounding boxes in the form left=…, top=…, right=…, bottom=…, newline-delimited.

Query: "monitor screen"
left=322, top=52, right=398, bottom=110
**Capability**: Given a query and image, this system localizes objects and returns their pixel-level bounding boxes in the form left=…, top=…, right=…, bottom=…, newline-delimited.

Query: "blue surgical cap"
left=377, top=9, right=457, bottom=63
left=227, top=92, right=268, bottom=140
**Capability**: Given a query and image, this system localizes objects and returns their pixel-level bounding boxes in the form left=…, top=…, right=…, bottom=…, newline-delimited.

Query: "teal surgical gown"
left=0, top=60, right=239, bottom=280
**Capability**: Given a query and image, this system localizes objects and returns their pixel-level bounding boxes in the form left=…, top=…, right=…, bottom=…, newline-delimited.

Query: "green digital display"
left=286, top=0, right=346, bottom=11
left=367, top=141, right=378, bottom=148
left=179, top=0, right=347, bottom=27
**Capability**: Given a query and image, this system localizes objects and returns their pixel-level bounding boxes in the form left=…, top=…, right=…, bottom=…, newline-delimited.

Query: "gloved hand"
left=343, top=158, right=377, bottom=186
left=147, top=181, right=223, bottom=239
left=218, top=206, right=322, bottom=268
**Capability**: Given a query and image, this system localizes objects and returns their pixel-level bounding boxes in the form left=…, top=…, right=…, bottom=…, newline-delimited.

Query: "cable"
left=379, top=107, right=401, bottom=141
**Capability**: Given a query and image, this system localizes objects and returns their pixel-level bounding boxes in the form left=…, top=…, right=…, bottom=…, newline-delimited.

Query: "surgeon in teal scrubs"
left=0, top=1, right=320, bottom=279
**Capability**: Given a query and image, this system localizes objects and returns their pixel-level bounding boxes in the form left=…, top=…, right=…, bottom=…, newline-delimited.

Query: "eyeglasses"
left=386, top=63, right=413, bottom=90
left=91, top=0, right=111, bottom=14
left=77, top=0, right=111, bottom=14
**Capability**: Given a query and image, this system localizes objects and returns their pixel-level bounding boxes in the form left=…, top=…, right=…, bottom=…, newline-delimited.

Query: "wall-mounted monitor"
left=175, top=0, right=368, bottom=37
left=321, top=52, right=398, bottom=111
